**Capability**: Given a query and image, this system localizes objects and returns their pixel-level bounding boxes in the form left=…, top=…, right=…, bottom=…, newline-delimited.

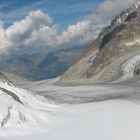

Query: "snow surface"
left=1, top=78, right=140, bottom=140
left=2, top=100, right=140, bottom=140
left=0, top=81, right=59, bottom=136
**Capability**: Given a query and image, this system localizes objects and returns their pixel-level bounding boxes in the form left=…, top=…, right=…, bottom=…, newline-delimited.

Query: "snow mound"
left=0, top=106, right=27, bottom=127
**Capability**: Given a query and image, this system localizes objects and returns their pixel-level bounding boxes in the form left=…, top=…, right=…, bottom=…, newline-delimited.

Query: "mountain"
left=59, top=1, right=140, bottom=84
left=3, top=72, right=32, bottom=86
left=0, top=46, right=84, bottom=81
left=0, top=53, right=46, bottom=81
left=38, top=46, right=83, bottom=79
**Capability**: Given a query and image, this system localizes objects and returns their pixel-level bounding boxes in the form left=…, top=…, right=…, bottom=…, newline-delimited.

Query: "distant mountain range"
left=0, top=46, right=84, bottom=80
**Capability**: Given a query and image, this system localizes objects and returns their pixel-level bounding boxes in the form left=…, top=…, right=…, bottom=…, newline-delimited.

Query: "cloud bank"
left=0, top=0, right=138, bottom=53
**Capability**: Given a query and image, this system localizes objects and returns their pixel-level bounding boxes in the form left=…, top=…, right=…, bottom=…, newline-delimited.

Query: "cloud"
left=95, top=0, right=138, bottom=22
left=56, top=21, right=104, bottom=46
left=7, top=10, right=53, bottom=44
left=0, top=9, right=99, bottom=53
left=0, top=0, right=138, bottom=54
left=0, top=10, right=54, bottom=52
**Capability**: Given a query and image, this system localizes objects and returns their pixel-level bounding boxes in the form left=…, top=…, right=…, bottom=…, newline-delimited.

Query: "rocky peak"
left=97, top=1, right=140, bottom=49
left=112, top=1, right=140, bottom=26
left=0, top=72, right=13, bottom=86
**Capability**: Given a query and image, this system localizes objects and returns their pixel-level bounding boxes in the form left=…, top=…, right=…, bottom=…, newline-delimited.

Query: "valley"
left=1, top=0, right=140, bottom=140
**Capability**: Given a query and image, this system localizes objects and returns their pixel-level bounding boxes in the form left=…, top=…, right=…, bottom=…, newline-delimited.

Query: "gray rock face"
left=0, top=87, right=23, bottom=104
left=112, top=1, right=140, bottom=26
left=60, top=1, right=140, bottom=83
left=134, top=64, right=140, bottom=76
left=0, top=72, right=13, bottom=86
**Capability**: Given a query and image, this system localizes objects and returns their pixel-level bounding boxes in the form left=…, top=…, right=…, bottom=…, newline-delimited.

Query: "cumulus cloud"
left=0, top=10, right=54, bottom=52
left=0, top=0, right=138, bottom=53
left=6, top=10, right=54, bottom=48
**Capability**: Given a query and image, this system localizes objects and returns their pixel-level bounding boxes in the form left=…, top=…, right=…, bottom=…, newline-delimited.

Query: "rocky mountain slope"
left=3, top=72, right=32, bottom=86
left=38, top=46, right=83, bottom=79
left=60, top=0, right=140, bottom=83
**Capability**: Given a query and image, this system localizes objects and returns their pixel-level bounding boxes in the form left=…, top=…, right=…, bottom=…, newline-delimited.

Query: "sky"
left=0, top=0, right=138, bottom=54
left=0, top=0, right=102, bottom=28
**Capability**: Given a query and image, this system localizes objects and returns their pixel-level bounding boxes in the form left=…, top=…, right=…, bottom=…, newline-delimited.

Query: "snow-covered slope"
left=10, top=78, right=140, bottom=140
left=1, top=77, right=140, bottom=139
left=17, top=100, right=140, bottom=140
left=0, top=80, right=58, bottom=136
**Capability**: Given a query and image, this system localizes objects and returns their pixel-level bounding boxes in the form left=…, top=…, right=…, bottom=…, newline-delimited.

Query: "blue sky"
left=0, top=0, right=137, bottom=54
left=0, top=0, right=103, bottom=28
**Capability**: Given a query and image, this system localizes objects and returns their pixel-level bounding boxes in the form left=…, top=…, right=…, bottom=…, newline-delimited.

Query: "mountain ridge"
left=59, top=0, right=140, bottom=84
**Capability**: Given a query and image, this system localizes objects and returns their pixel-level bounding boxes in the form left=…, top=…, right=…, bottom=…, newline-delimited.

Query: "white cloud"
left=56, top=21, right=91, bottom=45
left=25, top=26, right=58, bottom=48
left=6, top=10, right=53, bottom=46
left=0, top=21, right=11, bottom=52
left=0, top=10, right=55, bottom=52
left=0, top=0, right=138, bottom=53
left=96, top=0, right=138, bottom=22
